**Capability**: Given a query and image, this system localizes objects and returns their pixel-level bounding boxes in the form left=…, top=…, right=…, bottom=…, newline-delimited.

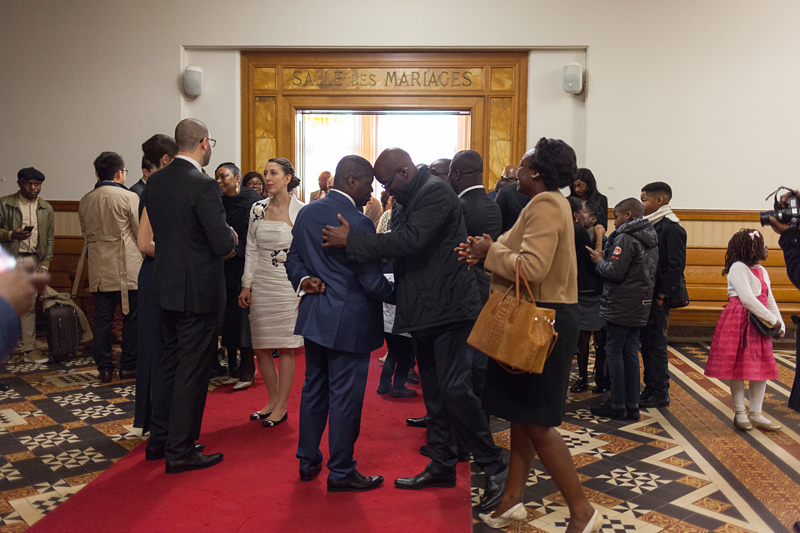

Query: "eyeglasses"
left=379, top=166, right=408, bottom=189
left=122, top=169, right=129, bottom=175
left=205, top=138, right=217, bottom=148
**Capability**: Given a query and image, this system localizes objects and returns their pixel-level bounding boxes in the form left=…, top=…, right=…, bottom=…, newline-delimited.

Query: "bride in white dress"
left=238, top=157, right=304, bottom=427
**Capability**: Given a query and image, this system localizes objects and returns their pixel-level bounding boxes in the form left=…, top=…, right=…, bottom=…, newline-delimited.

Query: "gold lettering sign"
left=282, top=68, right=483, bottom=90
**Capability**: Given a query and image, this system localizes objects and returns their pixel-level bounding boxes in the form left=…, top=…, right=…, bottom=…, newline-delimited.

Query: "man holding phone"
left=0, top=167, right=54, bottom=363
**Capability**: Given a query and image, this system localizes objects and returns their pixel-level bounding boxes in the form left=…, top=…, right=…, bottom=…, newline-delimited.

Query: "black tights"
left=576, top=329, right=606, bottom=382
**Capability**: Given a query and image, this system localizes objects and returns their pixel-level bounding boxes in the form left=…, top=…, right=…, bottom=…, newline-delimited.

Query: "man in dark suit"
left=496, top=179, right=530, bottom=233
left=142, top=118, right=236, bottom=474
left=286, top=155, right=392, bottom=492
left=321, top=148, right=508, bottom=512
left=447, top=149, right=502, bottom=405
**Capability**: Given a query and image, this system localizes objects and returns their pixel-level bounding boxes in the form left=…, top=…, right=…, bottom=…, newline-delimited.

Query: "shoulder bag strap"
left=71, top=242, right=88, bottom=299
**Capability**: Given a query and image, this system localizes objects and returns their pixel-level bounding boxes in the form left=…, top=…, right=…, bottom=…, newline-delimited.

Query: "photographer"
left=767, top=190, right=800, bottom=414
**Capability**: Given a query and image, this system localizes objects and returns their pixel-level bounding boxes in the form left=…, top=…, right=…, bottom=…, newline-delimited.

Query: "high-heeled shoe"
left=579, top=509, right=602, bottom=533
left=749, top=411, right=782, bottom=431
left=570, top=376, right=588, bottom=393
left=249, top=410, right=272, bottom=420
left=478, top=502, right=527, bottom=530
left=232, top=376, right=254, bottom=390
left=262, top=411, right=288, bottom=427
left=223, top=376, right=239, bottom=385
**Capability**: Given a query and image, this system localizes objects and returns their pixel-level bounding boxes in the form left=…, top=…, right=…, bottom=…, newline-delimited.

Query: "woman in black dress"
left=461, top=138, right=600, bottom=532
left=215, top=163, right=263, bottom=390
left=569, top=168, right=608, bottom=231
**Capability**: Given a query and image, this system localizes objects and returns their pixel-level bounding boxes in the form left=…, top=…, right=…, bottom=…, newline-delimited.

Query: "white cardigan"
left=241, top=195, right=304, bottom=289
left=727, top=262, right=785, bottom=333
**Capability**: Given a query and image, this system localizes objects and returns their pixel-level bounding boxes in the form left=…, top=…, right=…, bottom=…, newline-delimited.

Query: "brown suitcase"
left=45, top=304, right=80, bottom=362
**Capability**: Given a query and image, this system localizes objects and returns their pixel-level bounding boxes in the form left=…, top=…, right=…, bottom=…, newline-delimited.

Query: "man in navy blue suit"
left=286, top=155, right=393, bottom=492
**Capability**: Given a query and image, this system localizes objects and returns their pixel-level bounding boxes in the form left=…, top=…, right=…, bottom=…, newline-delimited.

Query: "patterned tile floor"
left=0, top=340, right=798, bottom=532
left=470, top=344, right=800, bottom=533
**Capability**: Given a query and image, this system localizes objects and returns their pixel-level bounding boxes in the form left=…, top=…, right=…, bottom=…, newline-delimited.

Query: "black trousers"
left=134, top=261, right=159, bottom=431
left=412, top=320, right=505, bottom=476
left=150, top=309, right=218, bottom=461
left=379, top=333, right=414, bottom=389
left=92, top=290, right=138, bottom=373
left=789, top=318, right=800, bottom=413
left=640, top=301, right=671, bottom=394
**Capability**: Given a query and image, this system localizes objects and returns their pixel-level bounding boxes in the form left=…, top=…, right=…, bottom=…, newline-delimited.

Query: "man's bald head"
left=374, top=148, right=418, bottom=197
left=429, top=158, right=451, bottom=181
left=175, top=118, right=209, bottom=152
left=502, top=165, right=518, bottom=181
left=447, top=150, right=484, bottom=194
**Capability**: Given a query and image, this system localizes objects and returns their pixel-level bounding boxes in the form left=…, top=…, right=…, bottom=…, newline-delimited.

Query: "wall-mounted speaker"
left=184, top=65, right=203, bottom=98
left=563, top=62, right=584, bottom=95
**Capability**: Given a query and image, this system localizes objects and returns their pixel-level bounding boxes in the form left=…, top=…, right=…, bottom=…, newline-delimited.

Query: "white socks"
left=730, top=380, right=773, bottom=424
left=730, top=380, right=749, bottom=423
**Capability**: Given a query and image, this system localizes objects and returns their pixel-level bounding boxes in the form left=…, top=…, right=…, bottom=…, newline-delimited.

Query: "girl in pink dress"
left=705, top=229, right=784, bottom=431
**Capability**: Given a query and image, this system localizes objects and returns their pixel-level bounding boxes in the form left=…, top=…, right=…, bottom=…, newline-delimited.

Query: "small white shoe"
left=232, top=378, right=254, bottom=390
left=579, top=509, right=601, bottom=533
left=222, top=376, right=239, bottom=385
left=24, top=350, right=49, bottom=364
left=478, top=502, right=527, bottom=529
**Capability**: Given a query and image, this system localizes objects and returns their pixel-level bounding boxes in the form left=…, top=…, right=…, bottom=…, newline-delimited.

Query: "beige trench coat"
left=78, top=182, right=142, bottom=314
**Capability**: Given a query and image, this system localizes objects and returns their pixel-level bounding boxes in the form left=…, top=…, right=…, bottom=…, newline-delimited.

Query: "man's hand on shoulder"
left=300, top=277, right=326, bottom=294
left=321, top=214, right=350, bottom=248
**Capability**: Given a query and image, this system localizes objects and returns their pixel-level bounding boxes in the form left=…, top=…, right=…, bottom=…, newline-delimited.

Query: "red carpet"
left=29, top=347, right=473, bottom=533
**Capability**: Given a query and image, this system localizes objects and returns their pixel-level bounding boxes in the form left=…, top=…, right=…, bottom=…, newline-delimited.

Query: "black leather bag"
left=749, top=312, right=780, bottom=338
left=667, top=276, right=690, bottom=309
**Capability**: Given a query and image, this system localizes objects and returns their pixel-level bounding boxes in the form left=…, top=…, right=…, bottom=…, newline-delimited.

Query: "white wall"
left=1, top=0, right=799, bottom=211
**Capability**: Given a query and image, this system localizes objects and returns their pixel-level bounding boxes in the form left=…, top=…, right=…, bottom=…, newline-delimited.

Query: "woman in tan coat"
left=460, top=138, right=600, bottom=533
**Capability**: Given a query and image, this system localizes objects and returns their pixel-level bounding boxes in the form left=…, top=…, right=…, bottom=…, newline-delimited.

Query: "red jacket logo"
left=612, top=246, right=622, bottom=255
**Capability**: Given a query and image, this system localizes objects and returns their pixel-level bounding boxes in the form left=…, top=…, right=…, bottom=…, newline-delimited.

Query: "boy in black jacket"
left=588, top=198, right=658, bottom=420
left=640, top=182, right=687, bottom=408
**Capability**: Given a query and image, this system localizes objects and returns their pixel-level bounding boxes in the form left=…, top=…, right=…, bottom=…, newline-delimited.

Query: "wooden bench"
left=669, top=246, right=800, bottom=327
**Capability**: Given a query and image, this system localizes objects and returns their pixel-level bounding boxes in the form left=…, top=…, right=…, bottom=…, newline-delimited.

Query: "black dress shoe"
left=98, top=370, right=113, bottom=384
left=119, top=369, right=136, bottom=380
left=327, top=470, right=383, bottom=492
left=262, top=411, right=287, bottom=427
left=792, top=521, right=800, bottom=533
left=395, top=469, right=456, bottom=490
left=419, top=445, right=432, bottom=458
left=479, top=467, right=509, bottom=511
left=300, top=463, right=322, bottom=482
left=640, top=393, right=670, bottom=408
left=626, top=408, right=641, bottom=421
left=165, top=452, right=223, bottom=474
left=591, top=385, right=609, bottom=394
left=391, top=386, right=418, bottom=398
left=569, top=376, right=588, bottom=393
left=0, top=381, right=10, bottom=392
left=249, top=411, right=272, bottom=420
left=590, top=401, right=626, bottom=420
left=376, top=384, right=391, bottom=395
left=406, top=415, right=429, bottom=428
left=640, top=388, right=653, bottom=403
left=146, top=443, right=206, bottom=460
left=407, top=369, right=420, bottom=384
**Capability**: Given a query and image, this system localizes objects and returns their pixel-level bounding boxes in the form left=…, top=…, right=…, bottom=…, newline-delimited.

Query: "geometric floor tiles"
left=0, top=338, right=230, bottom=532
left=471, top=343, right=800, bottom=533
left=2, top=339, right=798, bottom=532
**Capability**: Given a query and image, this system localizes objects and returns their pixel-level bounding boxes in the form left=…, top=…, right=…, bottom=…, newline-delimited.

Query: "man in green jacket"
left=0, top=167, right=54, bottom=363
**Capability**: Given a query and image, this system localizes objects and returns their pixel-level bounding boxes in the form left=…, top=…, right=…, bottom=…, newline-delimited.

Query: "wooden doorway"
left=241, top=50, right=528, bottom=198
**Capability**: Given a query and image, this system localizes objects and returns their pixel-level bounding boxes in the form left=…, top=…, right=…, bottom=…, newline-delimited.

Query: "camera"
left=760, top=188, right=800, bottom=227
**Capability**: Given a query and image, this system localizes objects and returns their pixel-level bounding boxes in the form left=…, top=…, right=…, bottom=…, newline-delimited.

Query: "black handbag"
left=744, top=312, right=780, bottom=346
left=667, top=276, right=690, bottom=309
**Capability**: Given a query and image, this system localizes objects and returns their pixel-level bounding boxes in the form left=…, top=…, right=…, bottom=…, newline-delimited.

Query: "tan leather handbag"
left=467, top=258, right=558, bottom=374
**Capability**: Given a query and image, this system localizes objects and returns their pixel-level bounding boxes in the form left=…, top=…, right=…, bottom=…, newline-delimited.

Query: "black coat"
left=651, top=218, right=687, bottom=300
left=460, top=186, right=502, bottom=303
left=495, top=182, right=530, bottom=234
left=574, top=223, right=602, bottom=293
left=596, top=217, right=659, bottom=327
left=346, top=166, right=482, bottom=333
left=778, top=226, right=800, bottom=412
left=222, top=187, right=263, bottom=290
left=142, top=158, right=236, bottom=314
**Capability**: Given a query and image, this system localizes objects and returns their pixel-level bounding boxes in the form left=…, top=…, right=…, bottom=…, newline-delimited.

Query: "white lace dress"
left=242, top=198, right=304, bottom=349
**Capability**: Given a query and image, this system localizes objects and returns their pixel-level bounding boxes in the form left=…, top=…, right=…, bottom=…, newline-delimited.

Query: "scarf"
left=645, top=205, right=680, bottom=225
